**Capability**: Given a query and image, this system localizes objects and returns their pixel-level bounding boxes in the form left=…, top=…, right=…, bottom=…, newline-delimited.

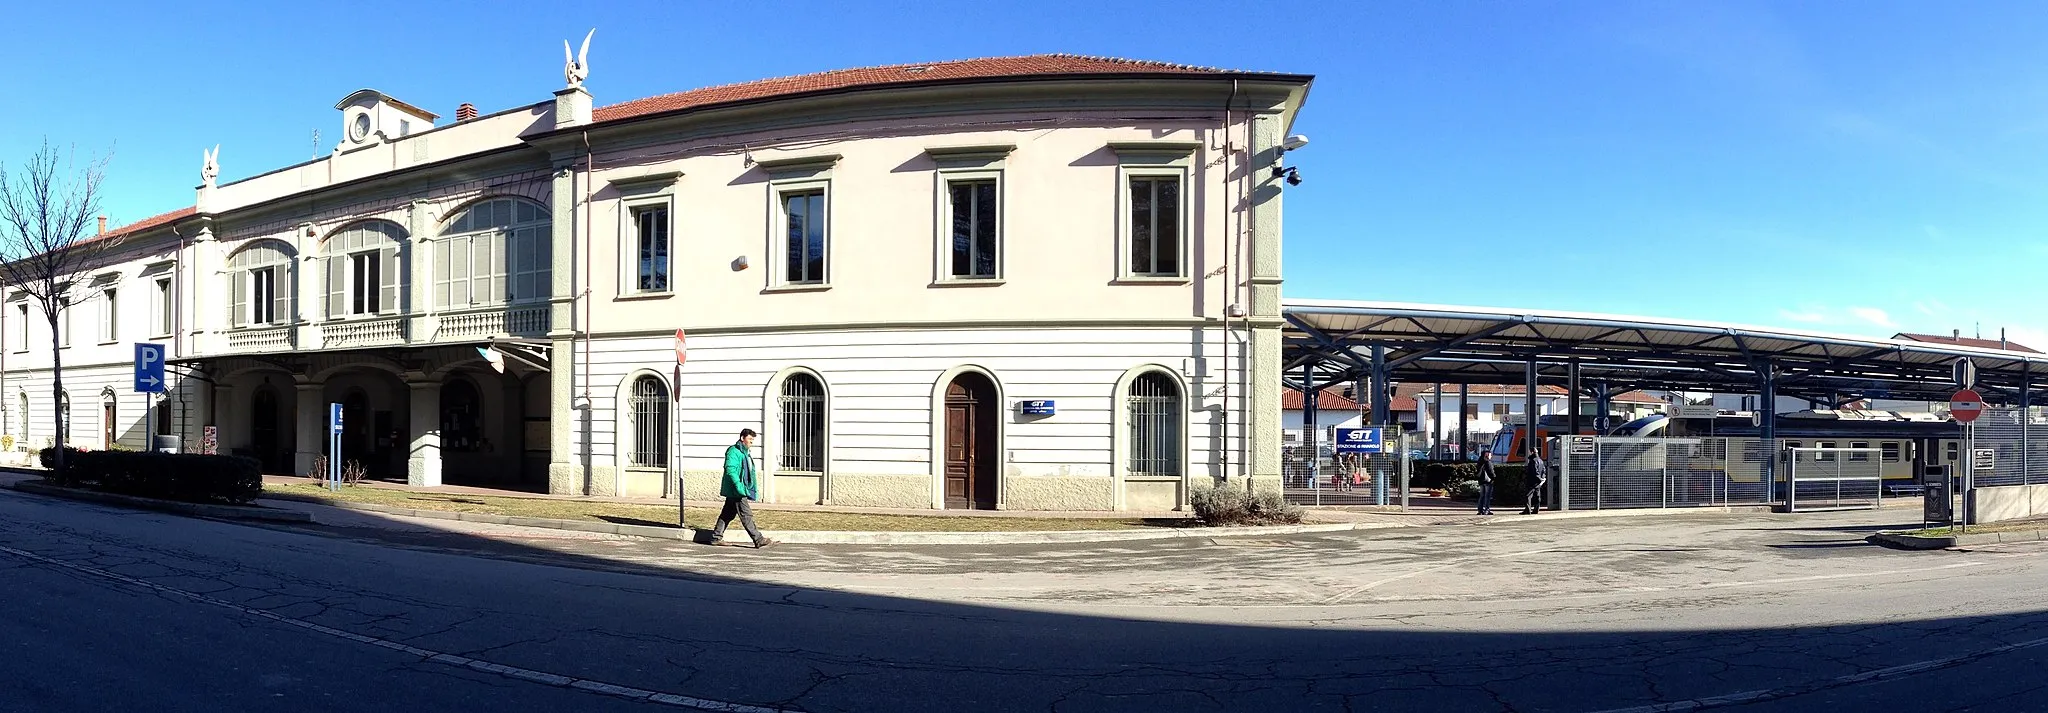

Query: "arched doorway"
left=944, top=372, right=998, bottom=510
left=251, top=387, right=282, bottom=473
left=341, top=388, right=372, bottom=475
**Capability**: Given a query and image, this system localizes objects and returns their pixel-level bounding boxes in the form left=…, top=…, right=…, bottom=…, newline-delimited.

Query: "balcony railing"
left=320, top=317, right=405, bottom=349
left=225, top=325, right=295, bottom=353
left=435, top=305, right=551, bottom=341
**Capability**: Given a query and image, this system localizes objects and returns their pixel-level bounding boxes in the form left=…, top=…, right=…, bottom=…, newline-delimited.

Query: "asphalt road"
left=5, top=488, right=2048, bottom=713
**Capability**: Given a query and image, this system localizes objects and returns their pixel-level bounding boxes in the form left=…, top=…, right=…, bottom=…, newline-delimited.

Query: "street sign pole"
left=674, top=328, right=687, bottom=528
left=329, top=403, right=344, bottom=492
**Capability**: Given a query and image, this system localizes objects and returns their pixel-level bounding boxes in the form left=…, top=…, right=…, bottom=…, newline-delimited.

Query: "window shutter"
left=273, top=266, right=291, bottom=325
left=229, top=271, right=246, bottom=327
left=380, top=246, right=399, bottom=314
left=326, top=255, right=345, bottom=319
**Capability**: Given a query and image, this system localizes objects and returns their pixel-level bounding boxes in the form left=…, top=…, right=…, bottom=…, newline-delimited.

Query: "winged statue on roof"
left=200, top=145, right=219, bottom=189
left=564, top=29, right=594, bottom=88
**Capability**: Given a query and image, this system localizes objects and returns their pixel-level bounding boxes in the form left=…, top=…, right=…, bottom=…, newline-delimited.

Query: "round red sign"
left=1951, top=388, right=1985, bottom=423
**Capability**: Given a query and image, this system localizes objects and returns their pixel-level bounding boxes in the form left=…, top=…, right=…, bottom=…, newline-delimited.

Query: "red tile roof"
left=1282, top=390, right=1418, bottom=412
left=1894, top=332, right=2040, bottom=354
left=594, top=54, right=1290, bottom=125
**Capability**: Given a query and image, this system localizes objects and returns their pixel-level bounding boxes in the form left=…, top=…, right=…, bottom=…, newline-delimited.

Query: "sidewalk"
left=259, top=475, right=1187, bottom=519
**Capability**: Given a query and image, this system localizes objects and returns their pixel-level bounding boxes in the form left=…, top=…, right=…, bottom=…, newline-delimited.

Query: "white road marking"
left=1576, top=627, right=2048, bottom=713
left=0, top=544, right=794, bottom=713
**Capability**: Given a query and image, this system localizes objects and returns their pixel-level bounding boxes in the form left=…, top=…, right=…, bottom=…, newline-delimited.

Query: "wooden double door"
left=944, top=372, right=998, bottom=510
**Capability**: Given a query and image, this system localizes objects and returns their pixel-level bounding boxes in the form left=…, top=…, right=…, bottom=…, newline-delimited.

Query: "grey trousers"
left=713, top=496, right=765, bottom=544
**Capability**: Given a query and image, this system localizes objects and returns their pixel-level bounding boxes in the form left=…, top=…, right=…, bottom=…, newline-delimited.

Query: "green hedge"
left=39, top=447, right=262, bottom=505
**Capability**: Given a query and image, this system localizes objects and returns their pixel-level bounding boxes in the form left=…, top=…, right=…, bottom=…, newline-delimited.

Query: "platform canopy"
left=1282, top=299, right=2047, bottom=405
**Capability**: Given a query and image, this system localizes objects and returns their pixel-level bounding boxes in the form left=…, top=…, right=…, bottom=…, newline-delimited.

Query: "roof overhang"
left=1282, top=299, right=2046, bottom=404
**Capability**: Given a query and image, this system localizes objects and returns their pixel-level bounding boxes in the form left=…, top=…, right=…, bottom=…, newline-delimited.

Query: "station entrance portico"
left=185, top=342, right=551, bottom=492
left=1279, top=299, right=2048, bottom=513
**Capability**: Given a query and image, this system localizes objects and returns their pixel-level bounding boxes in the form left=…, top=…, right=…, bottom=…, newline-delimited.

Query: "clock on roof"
left=348, top=112, right=373, bottom=143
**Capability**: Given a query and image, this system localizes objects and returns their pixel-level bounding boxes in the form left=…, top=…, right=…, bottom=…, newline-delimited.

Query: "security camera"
left=1281, top=134, right=1310, bottom=152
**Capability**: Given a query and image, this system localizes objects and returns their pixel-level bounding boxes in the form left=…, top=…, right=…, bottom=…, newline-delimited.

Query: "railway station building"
left=0, top=53, right=1314, bottom=512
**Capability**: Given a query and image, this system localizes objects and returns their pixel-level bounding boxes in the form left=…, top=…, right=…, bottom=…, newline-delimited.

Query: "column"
left=1370, top=344, right=1390, bottom=427
left=546, top=154, right=585, bottom=496
left=1457, top=383, right=1470, bottom=461
left=405, top=200, right=431, bottom=341
left=1567, top=358, right=1582, bottom=436
left=1759, top=363, right=1778, bottom=503
left=1431, top=383, right=1444, bottom=457
left=1523, top=358, right=1539, bottom=456
left=1246, top=112, right=1286, bottom=495
left=293, top=380, right=323, bottom=476
left=407, top=377, right=441, bottom=487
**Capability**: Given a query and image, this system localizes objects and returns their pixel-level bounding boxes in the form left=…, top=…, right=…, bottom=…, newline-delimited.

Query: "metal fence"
left=1282, top=426, right=1410, bottom=506
left=1560, top=436, right=1774, bottom=510
left=1786, top=447, right=1884, bottom=511
left=1967, top=407, right=2048, bottom=488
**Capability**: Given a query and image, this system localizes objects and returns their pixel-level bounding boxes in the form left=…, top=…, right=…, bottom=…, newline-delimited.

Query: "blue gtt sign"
left=1334, top=427, right=1384, bottom=454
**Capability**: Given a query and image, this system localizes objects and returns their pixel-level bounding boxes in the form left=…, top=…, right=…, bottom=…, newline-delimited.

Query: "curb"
left=1869, top=528, right=2048, bottom=550
left=9, top=481, right=314, bottom=523
left=268, top=498, right=1394, bottom=545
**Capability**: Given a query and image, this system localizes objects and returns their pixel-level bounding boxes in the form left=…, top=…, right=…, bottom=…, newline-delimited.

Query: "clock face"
left=350, top=113, right=372, bottom=142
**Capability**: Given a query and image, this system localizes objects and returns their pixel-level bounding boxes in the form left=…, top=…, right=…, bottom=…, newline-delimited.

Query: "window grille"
left=1126, top=372, right=1182, bottom=477
left=779, top=374, right=825, bottom=472
left=627, top=376, right=669, bottom=469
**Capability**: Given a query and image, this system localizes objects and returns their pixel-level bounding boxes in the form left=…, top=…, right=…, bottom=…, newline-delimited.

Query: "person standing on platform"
left=1475, top=449, right=1496, bottom=515
left=1521, top=447, right=1549, bottom=515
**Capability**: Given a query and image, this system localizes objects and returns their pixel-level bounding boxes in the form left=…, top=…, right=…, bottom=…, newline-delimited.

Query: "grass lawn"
left=265, top=483, right=1170, bottom=532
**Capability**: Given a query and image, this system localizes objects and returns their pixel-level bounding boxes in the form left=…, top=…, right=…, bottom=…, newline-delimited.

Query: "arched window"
left=778, top=373, right=825, bottom=473
left=100, top=389, right=116, bottom=449
left=1125, top=371, right=1182, bottom=477
left=226, top=241, right=296, bottom=327
left=627, top=375, right=669, bottom=468
left=438, top=198, right=550, bottom=309
left=323, top=221, right=405, bottom=319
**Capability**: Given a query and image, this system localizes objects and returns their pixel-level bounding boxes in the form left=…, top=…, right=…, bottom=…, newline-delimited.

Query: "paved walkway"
left=260, top=475, right=1188, bottom=519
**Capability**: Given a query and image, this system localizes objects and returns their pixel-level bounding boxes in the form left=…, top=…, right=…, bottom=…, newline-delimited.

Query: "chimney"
left=1954, top=328, right=1961, bottom=340
left=457, top=103, right=478, bottom=121
left=2003, top=328, right=2009, bottom=350
left=96, top=215, right=106, bottom=236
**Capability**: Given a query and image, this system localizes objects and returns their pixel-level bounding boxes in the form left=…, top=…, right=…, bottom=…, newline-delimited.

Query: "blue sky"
left=6, top=1, right=2045, bottom=346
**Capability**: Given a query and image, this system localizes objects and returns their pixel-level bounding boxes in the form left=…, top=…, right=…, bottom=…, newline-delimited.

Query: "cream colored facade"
left=0, top=54, right=1312, bottom=511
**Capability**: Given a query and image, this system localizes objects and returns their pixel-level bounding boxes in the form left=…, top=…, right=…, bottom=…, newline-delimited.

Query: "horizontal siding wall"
left=578, top=326, right=1247, bottom=483
left=0, top=361, right=202, bottom=454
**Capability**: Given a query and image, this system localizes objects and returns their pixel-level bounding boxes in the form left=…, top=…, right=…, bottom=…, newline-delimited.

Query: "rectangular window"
left=14, top=303, right=26, bottom=352
left=632, top=205, right=670, bottom=293
left=100, top=288, right=117, bottom=343
left=1881, top=442, right=1901, bottom=463
left=58, top=298, right=70, bottom=348
left=154, top=277, right=172, bottom=336
left=1850, top=441, right=1870, bottom=462
left=946, top=179, right=998, bottom=279
left=781, top=189, right=827, bottom=285
left=1127, top=174, right=1183, bottom=277
left=251, top=268, right=277, bottom=325
left=1817, top=441, right=1837, bottom=462
left=1492, top=404, right=1509, bottom=418
left=350, top=252, right=381, bottom=315
left=1464, top=403, right=1478, bottom=418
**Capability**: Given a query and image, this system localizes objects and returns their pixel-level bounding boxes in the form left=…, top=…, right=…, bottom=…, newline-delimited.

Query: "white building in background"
left=0, top=50, right=1313, bottom=512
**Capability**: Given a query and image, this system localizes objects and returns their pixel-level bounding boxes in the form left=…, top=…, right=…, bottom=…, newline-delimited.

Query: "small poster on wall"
left=201, top=425, right=219, bottom=455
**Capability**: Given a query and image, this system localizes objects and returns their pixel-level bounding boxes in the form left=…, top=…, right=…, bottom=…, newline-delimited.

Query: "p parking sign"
left=1334, top=427, right=1385, bottom=454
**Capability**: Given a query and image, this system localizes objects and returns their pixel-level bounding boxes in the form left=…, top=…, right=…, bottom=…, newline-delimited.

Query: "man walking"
left=1521, top=447, right=1549, bottom=515
left=1474, top=449, right=1496, bottom=515
left=710, top=429, right=776, bottom=548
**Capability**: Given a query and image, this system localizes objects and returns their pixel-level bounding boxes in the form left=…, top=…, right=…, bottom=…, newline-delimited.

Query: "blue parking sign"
left=1335, top=427, right=1384, bottom=454
left=133, top=343, right=166, bottom=393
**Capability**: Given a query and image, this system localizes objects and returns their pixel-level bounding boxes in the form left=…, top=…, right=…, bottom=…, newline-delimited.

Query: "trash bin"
left=153, top=434, right=181, bottom=454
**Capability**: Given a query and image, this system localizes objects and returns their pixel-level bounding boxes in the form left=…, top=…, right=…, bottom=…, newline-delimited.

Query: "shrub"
left=1190, top=484, right=1304, bottom=526
left=38, top=447, right=262, bottom=505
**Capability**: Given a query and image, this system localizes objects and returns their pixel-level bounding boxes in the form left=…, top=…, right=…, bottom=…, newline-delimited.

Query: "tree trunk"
left=47, top=311, right=63, bottom=473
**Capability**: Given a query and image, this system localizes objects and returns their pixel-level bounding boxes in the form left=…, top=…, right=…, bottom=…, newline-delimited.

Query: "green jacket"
left=721, top=442, right=757, bottom=500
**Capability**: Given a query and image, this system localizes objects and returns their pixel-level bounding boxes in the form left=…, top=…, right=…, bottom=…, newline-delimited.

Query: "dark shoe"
left=705, top=538, right=723, bottom=547
left=754, top=538, right=778, bottom=549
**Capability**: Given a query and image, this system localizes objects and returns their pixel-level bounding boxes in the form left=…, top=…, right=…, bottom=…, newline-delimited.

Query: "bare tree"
left=0, top=139, right=116, bottom=472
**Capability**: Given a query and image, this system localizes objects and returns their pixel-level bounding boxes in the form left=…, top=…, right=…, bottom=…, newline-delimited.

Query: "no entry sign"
left=1951, top=389, right=1985, bottom=423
